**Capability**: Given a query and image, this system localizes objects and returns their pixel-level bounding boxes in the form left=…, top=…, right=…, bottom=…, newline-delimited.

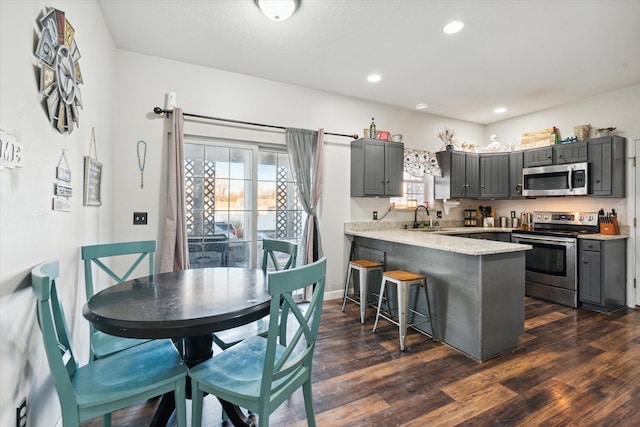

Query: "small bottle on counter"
left=369, top=117, right=377, bottom=139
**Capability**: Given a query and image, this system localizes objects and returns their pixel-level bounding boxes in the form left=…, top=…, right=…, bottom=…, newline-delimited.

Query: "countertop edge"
left=345, top=229, right=532, bottom=256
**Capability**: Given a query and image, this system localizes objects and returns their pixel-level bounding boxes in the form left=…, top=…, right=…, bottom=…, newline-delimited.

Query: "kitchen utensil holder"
left=599, top=216, right=619, bottom=235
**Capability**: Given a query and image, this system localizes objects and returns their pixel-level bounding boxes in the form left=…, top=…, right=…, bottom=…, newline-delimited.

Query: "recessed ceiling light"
left=416, top=103, right=428, bottom=110
left=494, top=107, right=507, bottom=114
left=443, top=21, right=464, bottom=34
left=367, top=74, right=382, bottom=83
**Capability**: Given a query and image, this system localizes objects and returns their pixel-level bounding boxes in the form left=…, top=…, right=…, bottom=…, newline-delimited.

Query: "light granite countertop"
left=344, top=222, right=629, bottom=256
left=344, top=228, right=532, bottom=256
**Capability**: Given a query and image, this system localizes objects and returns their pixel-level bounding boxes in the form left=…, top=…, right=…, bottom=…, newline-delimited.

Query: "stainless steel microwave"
left=522, top=162, right=589, bottom=196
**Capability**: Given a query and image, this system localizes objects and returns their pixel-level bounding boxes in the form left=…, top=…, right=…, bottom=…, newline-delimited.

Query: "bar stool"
left=341, top=259, right=384, bottom=323
left=372, top=270, right=436, bottom=351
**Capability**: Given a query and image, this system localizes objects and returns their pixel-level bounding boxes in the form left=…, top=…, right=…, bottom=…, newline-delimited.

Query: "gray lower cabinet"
left=588, top=136, right=625, bottom=198
left=578, top=238, right=626, bottom=312
left=351, top=138, right=404, bottom=197
left=509, top=151, right=524, bottom=198
left=480, top=153, right=509, bottom=199
left=435, top=151, right=480, bottom=199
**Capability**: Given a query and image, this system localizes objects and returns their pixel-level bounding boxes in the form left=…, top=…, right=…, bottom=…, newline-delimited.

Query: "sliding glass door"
left=184, top=138, right=304, bottom=269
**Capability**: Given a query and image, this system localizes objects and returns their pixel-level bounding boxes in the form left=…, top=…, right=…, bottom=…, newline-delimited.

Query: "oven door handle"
left=568, top=167, right=573, bottom=191
left=512, top=234, right=576, bottom=245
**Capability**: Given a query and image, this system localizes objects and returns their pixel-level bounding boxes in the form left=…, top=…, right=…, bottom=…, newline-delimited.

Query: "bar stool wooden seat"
left=372, top=270, right=436, bottom=351
left=341, top=259, right=384, bottom=323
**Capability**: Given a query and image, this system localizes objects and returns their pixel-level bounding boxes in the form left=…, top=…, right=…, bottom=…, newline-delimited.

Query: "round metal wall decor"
left=35, top=8, right=83, bottom=135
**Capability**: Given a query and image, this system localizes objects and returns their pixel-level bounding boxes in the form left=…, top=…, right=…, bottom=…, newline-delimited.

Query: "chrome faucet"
left=414, top=204, right=430, bottom=228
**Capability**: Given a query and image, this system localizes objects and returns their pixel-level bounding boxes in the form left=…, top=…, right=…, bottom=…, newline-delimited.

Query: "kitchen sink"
left=406, top=227, right=443, bottom=232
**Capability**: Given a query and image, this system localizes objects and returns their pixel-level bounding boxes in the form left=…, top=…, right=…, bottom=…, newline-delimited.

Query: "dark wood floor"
left=81, top=297, right=640, bottom=427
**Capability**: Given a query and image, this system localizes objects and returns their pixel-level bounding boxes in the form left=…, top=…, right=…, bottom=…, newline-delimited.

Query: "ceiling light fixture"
left=443, top=21, right=464, bottom=34
left=367, top=74, right=382, bottom=83
left=256, top=0, right=299, bottom=21
left=494, top=107, right=507, bottom=114
left=416, top=103, right=428, bottom=110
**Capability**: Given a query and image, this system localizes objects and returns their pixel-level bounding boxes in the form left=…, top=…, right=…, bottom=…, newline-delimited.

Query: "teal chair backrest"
left=261, top=239, right=297, bottom=272
left=261, top=257, right=326, bottom=399
left=31, top=260, right=80, bottom=404
left=81, top=240, right=156, bottom=298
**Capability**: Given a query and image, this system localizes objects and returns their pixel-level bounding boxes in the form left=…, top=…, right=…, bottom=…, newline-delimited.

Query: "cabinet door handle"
left=582, top=257, right=589, bottom=264
left=595, top=179, right=601, bottom=183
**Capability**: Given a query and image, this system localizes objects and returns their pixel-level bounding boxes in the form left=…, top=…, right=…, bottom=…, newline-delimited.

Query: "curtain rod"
left=152, top=107, right=359, bottom=139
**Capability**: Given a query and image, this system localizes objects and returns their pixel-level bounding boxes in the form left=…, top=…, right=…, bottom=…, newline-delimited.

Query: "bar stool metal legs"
left=373, top=270, right=436, bottom=351
left=341, top=260, right=384, bottom=323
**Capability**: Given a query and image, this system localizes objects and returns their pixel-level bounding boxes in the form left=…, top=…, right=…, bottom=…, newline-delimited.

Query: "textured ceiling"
left=97, top=0, right=640, bottom=124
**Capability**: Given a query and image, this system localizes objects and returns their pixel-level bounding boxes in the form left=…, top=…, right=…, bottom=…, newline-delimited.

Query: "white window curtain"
left=160, top=108, right=189, bottom=272
left=285, top=128, right=324, bottom=300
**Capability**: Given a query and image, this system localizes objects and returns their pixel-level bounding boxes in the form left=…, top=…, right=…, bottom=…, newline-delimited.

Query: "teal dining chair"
left=212, top=238, right=298, bottom=350
left=31, top=260, right=188, bottom=427
left=81, top=240, right=156, bottom=360
left=190, top=257, right=326, bottom=427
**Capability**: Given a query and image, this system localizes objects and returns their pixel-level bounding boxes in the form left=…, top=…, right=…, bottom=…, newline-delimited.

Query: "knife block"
left=599, top=217, right=619, bottom=235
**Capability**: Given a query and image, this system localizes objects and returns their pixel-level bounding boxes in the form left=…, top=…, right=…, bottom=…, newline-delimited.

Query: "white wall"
left=112, top=50, right=485, bottom=299
left=0, top=1, right=115, bottom=426
left=2, top=1, right=638, bottom=425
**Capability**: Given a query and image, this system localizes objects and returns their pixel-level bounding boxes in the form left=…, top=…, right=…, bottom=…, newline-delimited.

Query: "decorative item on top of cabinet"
left=350, top=138, right=404, bottom=197
left=437, top=127, right=457, bottom=151
left=574, top=124, right=591, bottom=141
left=520, top=127, right=555, bottom=149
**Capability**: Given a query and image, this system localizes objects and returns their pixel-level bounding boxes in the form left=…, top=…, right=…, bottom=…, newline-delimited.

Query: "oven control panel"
left=533, top=211, right=598, bottom=227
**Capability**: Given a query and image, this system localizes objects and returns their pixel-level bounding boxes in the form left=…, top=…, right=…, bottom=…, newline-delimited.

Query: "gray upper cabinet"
left=523, top=147, right=553, bottom=167
left=479, top=153, right=509, bottom=199
left=432, top=136, right=625, bottom=200
left=588, top=136, right=625, bottom=198
left=509, top=151, right=524, bottom=198
left=435, top=151, right=480, bottom=199
left=350, top=138, right=404, bottom=197
left=554, top=142, right=588, bottom=164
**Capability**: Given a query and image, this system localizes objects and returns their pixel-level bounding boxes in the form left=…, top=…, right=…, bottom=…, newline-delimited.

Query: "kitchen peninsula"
left=344, top=224, right=532, bottom=361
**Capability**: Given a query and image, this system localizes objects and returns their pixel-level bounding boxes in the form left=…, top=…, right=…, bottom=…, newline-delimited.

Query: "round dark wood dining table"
left=82, top=267, right=271, bottom=427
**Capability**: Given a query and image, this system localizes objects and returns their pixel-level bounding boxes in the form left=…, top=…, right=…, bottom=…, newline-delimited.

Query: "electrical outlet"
left=436, top=210, right=442, bottom=219
left=16, top=397, right=26, bottom=427
left=373, top=211, right=378, bottom=220
left=133, top=212, right=148, bottom=225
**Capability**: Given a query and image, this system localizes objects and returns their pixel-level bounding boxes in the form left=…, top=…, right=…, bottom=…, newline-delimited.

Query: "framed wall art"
left=35, top=8, right=84, bottom=135
left=83, top=156, right=102, bottom=206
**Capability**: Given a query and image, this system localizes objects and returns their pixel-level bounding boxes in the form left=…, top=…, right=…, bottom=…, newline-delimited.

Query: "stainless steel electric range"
left=511, top=211, right=599, bottom=308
